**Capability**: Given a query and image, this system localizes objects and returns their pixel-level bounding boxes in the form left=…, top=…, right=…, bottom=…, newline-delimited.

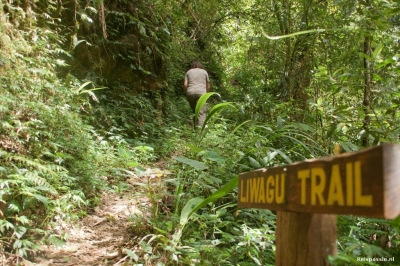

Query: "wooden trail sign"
left=238, top=144, right=400, bottom=266
left=238, top=143, right=400, bottom=219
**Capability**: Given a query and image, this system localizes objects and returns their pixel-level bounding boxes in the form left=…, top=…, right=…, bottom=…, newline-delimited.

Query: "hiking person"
left=183, top=61, right=210, bottom=127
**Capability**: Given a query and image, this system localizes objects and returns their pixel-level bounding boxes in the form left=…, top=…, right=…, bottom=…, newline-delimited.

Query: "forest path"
left=30, top=168, right=168, bottom=266
left=32, top=191, right=147, bottom=266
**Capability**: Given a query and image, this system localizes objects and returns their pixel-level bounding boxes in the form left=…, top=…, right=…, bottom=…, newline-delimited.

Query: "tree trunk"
left=361, top=0, right=373, bottom=147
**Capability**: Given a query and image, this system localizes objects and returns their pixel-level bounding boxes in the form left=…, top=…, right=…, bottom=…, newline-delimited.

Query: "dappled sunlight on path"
left=33, top=190, right=148, bottom=266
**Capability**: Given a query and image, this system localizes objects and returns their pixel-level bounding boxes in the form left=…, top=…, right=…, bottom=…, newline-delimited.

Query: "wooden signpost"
left=238, top=144, right=400, bottom=265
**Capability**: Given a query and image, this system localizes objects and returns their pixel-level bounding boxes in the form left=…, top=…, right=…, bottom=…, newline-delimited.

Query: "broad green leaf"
left=78, top=87, right=107, bottom=94
left=172, top=156, right=208, bottom=170
left=231, top=120, right=251, bottom=134
left=332, top=68, right=343, bottom=77
left=118, top=146, right=131, bottom=159
left=195, top=92, right=220, bottom=121
left=251, top=256, right=262, bottom=266
left=163, top=27, right=170, bottom=35
left=359, top=52, right=373, bottom=62
left=185, top=144, right=203, bottom=153
left=153, top=226, right=168, bottom=235
left=276, top=150, right=292, bottom=164
left=362, top=218, right=391, bottom=224
left=339, top=141, right=358, bottom=152
left=200, top=102, right=234, bottom=133
left=72, top=34, right=86, bottom=49
left=277, top=117, right=283, bottom=129
left=372, top=43, right=383, bottom=59
left=32, top=194, right=49, bottom=205
left=210, top=176, right=222, bottom=184
left=127, top=161, right=139, bottom=167
left=75, top=81, right=92, bottom=94
left=260, top=27, right=326, bottom=40
left=180, top=197, right=204, bottom=225
left=249, top=156, right=261, bottom=169
left=262, top=151, right=278, bottom=165
left=253, top=125, right=273, bottom=132
left=296, top=123, right=315, bottom=132
left=125, top=249, right=139, bottom=262
left=376, top=58, right=394, bottom=69
left=188, top=176, right=238, bottom=217
left=135, top=145, right=154, bottom=152
left=202, top=150, right=225, bottom=164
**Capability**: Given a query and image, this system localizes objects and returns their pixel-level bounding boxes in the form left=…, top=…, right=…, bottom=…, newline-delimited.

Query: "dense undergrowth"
left=122, top=100, right=400, bottom=265
left=0, top=2, right=114, bottom=257
left=1, top=0, right=400, bottom=265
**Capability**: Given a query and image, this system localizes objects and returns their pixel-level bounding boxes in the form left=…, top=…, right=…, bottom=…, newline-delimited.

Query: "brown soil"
left=8, top=168, right=171, bottom=266
left=32, top=190, right=149, bottom=266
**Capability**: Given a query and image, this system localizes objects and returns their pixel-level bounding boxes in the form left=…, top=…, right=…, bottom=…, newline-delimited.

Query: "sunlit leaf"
left=195, top=92, right=220, bottom=121
left=14, top=226, right=27, bottom=239
left=260, top=27, right=326, bottom=40
left=185, top=176, right=238, bottom=220
left=262, top=151, right=278, bottom=165
left=200, top=102, right=234, bottom=134
left=125, top=249, right=139, bottom=262
left=372, top=43, right=383, bottom=59
left=180, top=197, right=204, bottom=226
left=359, top=52, right=373, bottom=61
left=172, top=156, right=208, bottom=170
left=249, top=156, right=261, bottom=169
left=185, top=144, right=203, bottom=153
left=232, top=120, right=251, bottom=134
left=276, top=150, right=292, bottom=164
left=201, top=150, right=225, bottom=164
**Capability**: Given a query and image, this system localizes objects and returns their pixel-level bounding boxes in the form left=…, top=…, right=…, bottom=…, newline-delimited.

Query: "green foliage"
left=1, top=0, right=400, bottom=264
left=173, top=156, right=208, bottom=170
left=142, top=0, right=400, bottom=263
left=329, top=215, right=400, bottom=265
left=0, top=1, right=118, bottom=256
left=130, top=115, right=328, bottom=264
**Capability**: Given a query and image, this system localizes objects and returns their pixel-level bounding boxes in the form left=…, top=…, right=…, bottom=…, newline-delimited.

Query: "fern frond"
left=46, top=164, right=66, bottom=173
left=23, top=171, right=58, bottom=195
left=0, top=178, right=20, bottom=190
left=5, top=155, right=63, bottom=176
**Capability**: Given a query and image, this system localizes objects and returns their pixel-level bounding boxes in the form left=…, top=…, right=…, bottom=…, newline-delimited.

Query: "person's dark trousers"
left=186, top=94, right=206, bottom=127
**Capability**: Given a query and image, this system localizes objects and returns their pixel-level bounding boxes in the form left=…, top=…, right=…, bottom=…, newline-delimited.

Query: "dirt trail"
left=3, top=166, right=171, bottom=266
left=29, top=189, right=148, bottom=266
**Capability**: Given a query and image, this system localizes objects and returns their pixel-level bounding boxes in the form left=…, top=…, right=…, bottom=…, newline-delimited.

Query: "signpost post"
left=238, top=144, right=400, bottom=265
